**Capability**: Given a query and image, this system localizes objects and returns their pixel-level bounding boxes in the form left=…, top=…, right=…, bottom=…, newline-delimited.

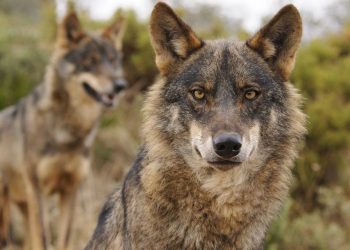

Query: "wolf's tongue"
left=101, top=94, right=115, bottom=107
left=107, top=93, right=115, bottom=100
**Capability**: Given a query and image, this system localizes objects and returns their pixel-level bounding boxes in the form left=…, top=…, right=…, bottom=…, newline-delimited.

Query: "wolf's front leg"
left=57, top=187, right=78, bottom=250
left=24, top=173, right=47, bottom=250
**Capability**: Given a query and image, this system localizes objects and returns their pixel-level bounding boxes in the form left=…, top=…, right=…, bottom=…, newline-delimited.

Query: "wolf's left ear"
left=58, top=11, right=85, bottom=47
left=246, top=5, right=302, bottom=81
left=102, top=14, right=126, bottom=50
left=150, top=2, right=204, bottom=75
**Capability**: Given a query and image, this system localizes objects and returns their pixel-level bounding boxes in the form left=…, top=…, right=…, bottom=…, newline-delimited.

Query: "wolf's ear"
left=246, top=5, right=302, bottom=81
left=102, top=14, right=125, bottom=50
left=150, top=2, right=204, bottom=75
left=57, top=11, right=85, bottom=47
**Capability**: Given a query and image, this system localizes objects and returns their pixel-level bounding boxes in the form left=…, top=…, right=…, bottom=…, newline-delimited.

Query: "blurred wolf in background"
left=86, top=2, right=306, bottom=250
left=0, top=11, right=126, bottom=250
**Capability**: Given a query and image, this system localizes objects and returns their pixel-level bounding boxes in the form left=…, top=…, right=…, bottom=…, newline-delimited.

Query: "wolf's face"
left=148, top=3, right=302, bottom=172
left=54, top=13, right=126, bottom=108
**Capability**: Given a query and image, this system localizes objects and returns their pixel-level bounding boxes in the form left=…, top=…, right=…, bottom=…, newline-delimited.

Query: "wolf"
left=85, top=2, right=306, bottom=250
left=0, top=11, right=126, bottom=250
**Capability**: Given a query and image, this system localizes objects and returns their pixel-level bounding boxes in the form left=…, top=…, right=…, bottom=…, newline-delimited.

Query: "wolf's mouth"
left=82, top=82, right=116, bottom=107
left=211, top=161, right=242, bottom=171
left=194, top=146, right=242, bottom=170
left=207, top=160, right=242, bottom=171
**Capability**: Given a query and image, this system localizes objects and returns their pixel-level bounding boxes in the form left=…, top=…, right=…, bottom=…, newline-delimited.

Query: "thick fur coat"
left=85, top=3, right=306, bottom=250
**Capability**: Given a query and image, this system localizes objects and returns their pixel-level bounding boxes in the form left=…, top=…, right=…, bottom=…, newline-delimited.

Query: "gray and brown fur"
left=0, top=11, right=126, bottom=250
left=85, top=2, right=306, bottom=250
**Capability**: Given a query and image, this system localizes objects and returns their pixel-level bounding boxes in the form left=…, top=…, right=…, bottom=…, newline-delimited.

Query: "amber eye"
left=244, top=89, right=259, bottom=100
left=192, top=89, right=205, bottom=100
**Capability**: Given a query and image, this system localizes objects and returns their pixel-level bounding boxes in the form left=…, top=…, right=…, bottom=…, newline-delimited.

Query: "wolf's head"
left=50, top=12, right=126, bottom=108
left=145, top=2, right=306, bottom=175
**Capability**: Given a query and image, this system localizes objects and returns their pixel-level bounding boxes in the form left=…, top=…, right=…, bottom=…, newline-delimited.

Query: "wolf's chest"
left=37, top=151, right=90, bottom=195
left=36, top=121, right=96, bottom=194
left=136, top=174, right=262, bottom=249
left=132, top=200, right=238, bottom=250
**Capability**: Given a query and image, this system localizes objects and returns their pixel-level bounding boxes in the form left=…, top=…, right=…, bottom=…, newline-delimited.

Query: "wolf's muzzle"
left=213, top=133, right=242, bottom=159
left=82, top=81, right=124, bottom=107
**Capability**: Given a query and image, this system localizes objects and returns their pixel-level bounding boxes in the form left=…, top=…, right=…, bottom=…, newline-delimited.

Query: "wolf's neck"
left=139, top=147, right=291, bottom=247
left=36, top=62, right=65, bottom=111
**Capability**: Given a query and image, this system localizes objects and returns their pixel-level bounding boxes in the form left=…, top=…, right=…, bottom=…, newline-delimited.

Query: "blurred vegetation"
left=266, top=27, right=350, bottom=249
left=0, top=0, right=350, bottom=249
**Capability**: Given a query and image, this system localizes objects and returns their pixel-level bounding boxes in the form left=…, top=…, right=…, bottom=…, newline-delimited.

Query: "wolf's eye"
left=244, top=89, right=259, bottom=100
left=192, top=89, right=205, bottom=100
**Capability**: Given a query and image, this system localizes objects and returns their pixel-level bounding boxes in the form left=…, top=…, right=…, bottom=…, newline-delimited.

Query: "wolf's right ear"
left=150, top=2, right=203, bottom=75
left=102, top=13, right=125, bottom=50
left=57, top=11, right=86, bottom=48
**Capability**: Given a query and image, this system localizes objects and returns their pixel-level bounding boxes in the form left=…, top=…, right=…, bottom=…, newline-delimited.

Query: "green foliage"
left=267, top=187, right=350, bottom=250
left=292, top=28, right=350, bottom=200
left=0, top=15, right=49, bottom=109
left=122, top=10, right=157, bottom=88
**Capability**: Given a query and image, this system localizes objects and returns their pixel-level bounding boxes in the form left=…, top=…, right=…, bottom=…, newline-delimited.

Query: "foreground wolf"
left=0, top=12, right=126, bottom=250
left=86, top=2, right=306, bottom=250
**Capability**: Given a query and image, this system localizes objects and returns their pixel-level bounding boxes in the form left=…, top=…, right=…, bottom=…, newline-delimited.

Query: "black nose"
left=114, top=79, right=127, bottom=93
left=213, top=133, right=242, bottom=159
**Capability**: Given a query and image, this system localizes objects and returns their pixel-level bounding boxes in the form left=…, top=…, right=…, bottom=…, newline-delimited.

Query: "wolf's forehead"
left=206, top=41, right=266, bottom=73
left=200, top=40, right=246, bottom=59
left=178, top=41, right=274, bottom=87
left=64, top=37, right=119, bottom=64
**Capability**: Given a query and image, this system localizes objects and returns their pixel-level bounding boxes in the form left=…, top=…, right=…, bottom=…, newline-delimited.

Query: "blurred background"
left=1, top=0, right=350, bottom=249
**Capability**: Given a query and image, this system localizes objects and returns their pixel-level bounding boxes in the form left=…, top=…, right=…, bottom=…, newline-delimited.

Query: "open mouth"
left=82, top=82, right=116, bottom=107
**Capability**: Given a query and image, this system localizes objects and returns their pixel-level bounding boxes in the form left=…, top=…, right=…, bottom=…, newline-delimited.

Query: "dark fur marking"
left=221, top=44, right=230, bottom=77
left=18, top=102, right=28, bottom=157
left=121, top=147, right=146, bottom=248
left=94, top=194, right=116, bottom=240
left=97, top=198, right=114, bottom=228
left=10, top=106, right=18, bottom=119
left=31, top=87, right=41, bottom=105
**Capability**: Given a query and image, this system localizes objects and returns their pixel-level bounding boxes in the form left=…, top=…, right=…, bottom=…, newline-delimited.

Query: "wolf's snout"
left=114, top=79, right=127, bottom=93
left=213, top=133, right=242, bottom=159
